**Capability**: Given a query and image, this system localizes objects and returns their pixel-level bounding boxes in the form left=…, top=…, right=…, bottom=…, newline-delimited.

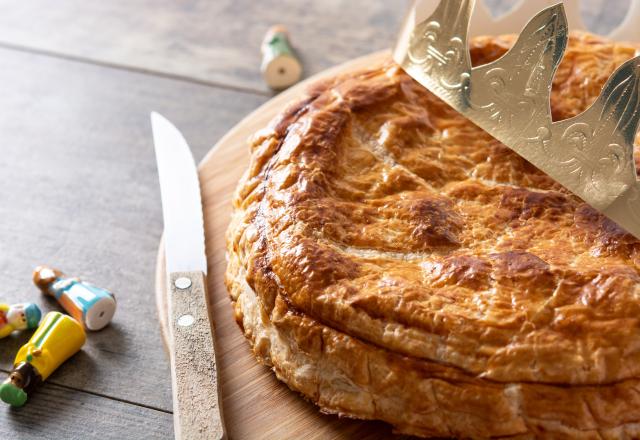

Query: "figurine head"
left=33, top=266, right=63, bottom=295
left=7, top=303, right=42, bottom=330
left=7, top=371, right=24, bottom=389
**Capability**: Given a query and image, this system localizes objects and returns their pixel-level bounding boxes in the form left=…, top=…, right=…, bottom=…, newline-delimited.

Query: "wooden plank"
left=0, top=382, right=173, bottom=440
left=0, top=45, right=266, bottom=415
left=0, top=1, right=625, bottom=94
left=0, top=0, right=410, bottom=93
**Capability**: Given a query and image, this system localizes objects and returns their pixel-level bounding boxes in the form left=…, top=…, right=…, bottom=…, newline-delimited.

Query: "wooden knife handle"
left=168, top=271, right=225, bottom=440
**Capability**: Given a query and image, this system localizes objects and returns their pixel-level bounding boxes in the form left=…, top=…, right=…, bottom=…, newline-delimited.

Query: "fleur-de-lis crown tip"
left=394, top=0, right=640, bottom=239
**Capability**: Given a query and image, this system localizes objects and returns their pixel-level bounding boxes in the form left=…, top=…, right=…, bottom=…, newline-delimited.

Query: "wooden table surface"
left=0, top=0, right=628, bottom=438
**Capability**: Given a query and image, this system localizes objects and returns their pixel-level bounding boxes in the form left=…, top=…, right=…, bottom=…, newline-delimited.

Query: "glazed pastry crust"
left=226, top=32, right=640, bottom=438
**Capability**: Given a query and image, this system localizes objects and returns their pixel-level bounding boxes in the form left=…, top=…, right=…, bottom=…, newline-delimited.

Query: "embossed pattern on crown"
left=394, top=0, right=640, bottom=238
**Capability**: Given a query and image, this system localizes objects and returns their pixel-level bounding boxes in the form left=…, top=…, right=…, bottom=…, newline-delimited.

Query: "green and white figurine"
left=261, top=25, right=303, bottom=90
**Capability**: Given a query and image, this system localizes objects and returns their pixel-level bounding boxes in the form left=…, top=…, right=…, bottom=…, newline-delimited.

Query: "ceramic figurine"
left=33, top=266, right=116, bottom=331
left=0, top=303, right=41, bottom=338
left=0, top=311, right=86, bottom=406
left=261, top=25, right=302, bottom=90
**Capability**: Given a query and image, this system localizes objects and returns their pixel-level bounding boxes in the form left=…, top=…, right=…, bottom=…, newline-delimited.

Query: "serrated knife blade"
left=151, top=112, right=225, bottom=440
left=152, top=112, right=207, bottom=275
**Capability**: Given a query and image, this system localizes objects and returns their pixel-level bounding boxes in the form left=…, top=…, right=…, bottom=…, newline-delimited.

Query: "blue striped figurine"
left=33, top=266, right=116, bottom=331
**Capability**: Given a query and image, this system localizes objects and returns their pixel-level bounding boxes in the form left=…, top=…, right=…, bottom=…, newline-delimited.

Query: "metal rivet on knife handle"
left=175, top=277, right=192, bottom=290
left=177, top=314, right=195, bottom=327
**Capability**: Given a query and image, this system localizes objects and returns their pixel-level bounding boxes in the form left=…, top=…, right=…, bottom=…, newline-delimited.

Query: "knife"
left=151, top=112, right=225, bottom=440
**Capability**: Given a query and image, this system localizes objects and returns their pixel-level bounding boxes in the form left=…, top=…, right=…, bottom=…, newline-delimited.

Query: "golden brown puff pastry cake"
left=226, top=32, right=640, bottom=439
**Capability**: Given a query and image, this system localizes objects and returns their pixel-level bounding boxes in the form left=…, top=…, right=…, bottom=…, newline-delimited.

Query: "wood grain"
left=0, top=44, right=264, bottom=437
left=0, top=0, right=625, bottom=94
left=0, top=381, right=172, bottom=440
left=0, top=0, right=408, bottom=93
left=156, top=51, right=416, bottom=439
left=168, top=272, right=224, bottom=439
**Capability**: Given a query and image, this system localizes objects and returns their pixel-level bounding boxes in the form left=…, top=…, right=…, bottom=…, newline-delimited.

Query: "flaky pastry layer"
left=227, top=253, right=640, bottom=439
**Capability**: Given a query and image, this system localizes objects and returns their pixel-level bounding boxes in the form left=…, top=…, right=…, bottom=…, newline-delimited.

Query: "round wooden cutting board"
left=156, top=50, right=412, bottom=439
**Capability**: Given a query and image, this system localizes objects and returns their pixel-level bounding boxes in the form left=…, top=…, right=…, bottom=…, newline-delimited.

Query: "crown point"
left=396, top=0, right=640, bottom=239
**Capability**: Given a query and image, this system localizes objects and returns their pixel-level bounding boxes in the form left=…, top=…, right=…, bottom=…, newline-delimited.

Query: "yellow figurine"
left=0, top=303, right=41, bottom=338
left=0, top=311, right=85, bottom=406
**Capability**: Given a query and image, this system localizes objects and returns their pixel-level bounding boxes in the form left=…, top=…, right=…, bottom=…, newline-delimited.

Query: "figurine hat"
left=24, top=303, right=42, bottom=329
left=0, top=382, right=27, bottom=407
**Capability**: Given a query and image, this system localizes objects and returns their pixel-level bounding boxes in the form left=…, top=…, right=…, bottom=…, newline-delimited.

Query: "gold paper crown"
left=393, top=0, right=640, bottom=239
